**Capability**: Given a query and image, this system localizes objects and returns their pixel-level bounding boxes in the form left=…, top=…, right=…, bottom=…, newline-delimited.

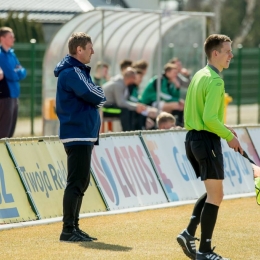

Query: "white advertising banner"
left=245, top=126, right=260, bottom=162
left=141, top=128, right=254, bottom=202
left=221, top=127, right=255, bottom=194
left=91, top=135, right=168, bottom=210
left=142, top=130, right=205, bottom=201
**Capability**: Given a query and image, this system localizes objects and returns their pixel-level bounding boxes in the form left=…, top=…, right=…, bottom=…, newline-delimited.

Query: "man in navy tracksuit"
left=0, top=27, right=27, bottom=138
left=54, top=32, right=106, bottom=242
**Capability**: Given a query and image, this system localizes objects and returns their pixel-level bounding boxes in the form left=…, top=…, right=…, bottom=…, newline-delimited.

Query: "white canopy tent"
left=42, top=8, right=214, bottom=135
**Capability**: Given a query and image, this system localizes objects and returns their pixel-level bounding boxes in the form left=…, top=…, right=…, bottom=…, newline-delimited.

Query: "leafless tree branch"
left=233, top=0, right=256, bottom=47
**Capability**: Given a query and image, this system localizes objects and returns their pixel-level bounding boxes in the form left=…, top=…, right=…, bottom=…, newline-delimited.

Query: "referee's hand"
left=227, top=136, right=243, bottom=154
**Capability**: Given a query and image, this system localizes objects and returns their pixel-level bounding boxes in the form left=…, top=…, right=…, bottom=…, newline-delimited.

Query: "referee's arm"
left=203, top=80, right=234, bottom=142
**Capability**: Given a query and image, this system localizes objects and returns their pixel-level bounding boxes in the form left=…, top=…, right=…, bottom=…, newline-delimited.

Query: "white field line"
left=0, top=192, right=255, bottom=231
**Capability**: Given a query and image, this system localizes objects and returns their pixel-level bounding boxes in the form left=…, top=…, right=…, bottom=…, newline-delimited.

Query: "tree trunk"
left=233, top=0, right=256, bottom=47
left=208, top=0, right=226, bottom=34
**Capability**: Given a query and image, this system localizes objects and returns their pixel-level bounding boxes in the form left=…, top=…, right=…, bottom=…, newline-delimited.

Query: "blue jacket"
left=54, top=55, right=106, bottom=146
left=0, top=46, right=27, bottom=98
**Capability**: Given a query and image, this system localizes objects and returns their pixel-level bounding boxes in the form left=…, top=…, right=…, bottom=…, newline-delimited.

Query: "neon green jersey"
left=184, top=65, right=234, bottom=142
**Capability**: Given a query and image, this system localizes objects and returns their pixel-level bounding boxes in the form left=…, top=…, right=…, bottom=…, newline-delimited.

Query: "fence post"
left=156, top=13, right=162, bottom=113
left=30, top=39, right=36, bottom=135
left=237, top=44, right=242, bottom=125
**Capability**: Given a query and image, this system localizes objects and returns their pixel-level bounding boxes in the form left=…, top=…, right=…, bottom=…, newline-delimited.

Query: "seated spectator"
left=132, top=59, right=148, bottom=75
left=128, top=60, right=149, bottom=106
left=102, top=68, right=146, bottom=131
left=93, top=61, right=110, bottom=86
left=156, top=111, right=183, bottom=131
left=169, top=57, right=191, bottom=88
left=127, top=69, right=157, bottom=130
left=128, top=69, right=143, bottom=103
left=169, top=57, right=191, bottom=99
left=111, top=59, right=133, bottom=81
left=140, top=63, right=184, bottom=126
left=156, top=112, right=176, bottom=129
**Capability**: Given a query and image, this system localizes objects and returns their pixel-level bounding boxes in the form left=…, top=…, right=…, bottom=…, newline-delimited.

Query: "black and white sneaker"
left=177, top=229, right=198, bottom=260
left=76, top=228, right=97, bottom=241
left=196, top=247, right=230, bottom=260
left=60, top=229, right=93, bottom=242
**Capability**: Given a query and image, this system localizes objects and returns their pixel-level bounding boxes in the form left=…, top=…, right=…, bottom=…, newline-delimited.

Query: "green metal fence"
left=222, top=46, right=260, bottom=124
left=14, top=43, right=47, bottom=118
left=14, top=44, right=260, bottom=127
left=223, top=47, right=260, bottom=104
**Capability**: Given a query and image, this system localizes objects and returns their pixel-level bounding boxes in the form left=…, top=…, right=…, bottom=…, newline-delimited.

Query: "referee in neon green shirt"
left=177, top=34, right=243, bottom=260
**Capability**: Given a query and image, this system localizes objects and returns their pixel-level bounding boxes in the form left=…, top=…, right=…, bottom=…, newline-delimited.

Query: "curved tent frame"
left=42, top=8, right=214, bottom=135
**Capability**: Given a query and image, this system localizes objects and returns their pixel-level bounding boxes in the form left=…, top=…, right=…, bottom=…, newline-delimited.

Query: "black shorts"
left=185, top=130, right=224, bottom=180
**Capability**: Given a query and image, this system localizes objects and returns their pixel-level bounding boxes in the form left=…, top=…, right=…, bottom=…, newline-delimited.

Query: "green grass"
left=0, top=197, right=258, bottom=260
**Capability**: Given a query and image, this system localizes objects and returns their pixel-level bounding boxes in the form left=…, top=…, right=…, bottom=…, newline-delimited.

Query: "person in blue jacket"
left=0, top=27, right=26, bottom=138
left=54, top=32, right=106, bottom=242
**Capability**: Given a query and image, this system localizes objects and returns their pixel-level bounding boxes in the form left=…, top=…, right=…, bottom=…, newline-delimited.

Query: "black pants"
left=0, top=98, right=18, bottom=138
left=171, top=109, right=183, bottom=127
left=62, top=145, right=93, bottom=232
left=103, top=105, right=139, bottom=131
left=130, top=111, right=147, bottom=130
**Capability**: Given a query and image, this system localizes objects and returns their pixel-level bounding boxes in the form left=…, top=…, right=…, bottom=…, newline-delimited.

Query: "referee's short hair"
left=204, top=34, right=232, bottom=60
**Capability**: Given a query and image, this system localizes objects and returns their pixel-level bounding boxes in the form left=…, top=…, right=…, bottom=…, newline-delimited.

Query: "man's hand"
left=227, top=136, right=243, bottom=154
left=0, top=68, right=3, bottom=81
left=162, top=101, right=184, bottom=112
left=179, top=99, right=185, bottom=110
left=225, top=125, right=237, bottom=137
left=147, top=107, right=158, bottom=119
left=145, top=118, right=155, bottom=129
left=181, top=68, right=190, bottom=77
left=136, top=103, right=147, bottom=114
left=172, top=78, right=180, bottom=88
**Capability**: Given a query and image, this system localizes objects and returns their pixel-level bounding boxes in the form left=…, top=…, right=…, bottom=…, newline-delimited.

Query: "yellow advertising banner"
left=44, top=138, right=107, bottom=213
left=0, top=141, right=36, bottom=223
left=81, top=174, right=107, bottom=213
left=8, top=138, right=106, bottom=219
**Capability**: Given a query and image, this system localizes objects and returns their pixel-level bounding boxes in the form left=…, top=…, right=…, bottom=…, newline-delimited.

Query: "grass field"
left=0, top=197, right=258, bottom=260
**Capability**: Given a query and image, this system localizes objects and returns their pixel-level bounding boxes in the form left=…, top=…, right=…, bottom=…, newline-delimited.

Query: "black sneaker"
left=76, top=228, right=98, bottom=241
left=60, top=229, right=93, bottom=242
left=196, top=247, right=230, bottom=260
left=177, top=229, right=198, bottom=260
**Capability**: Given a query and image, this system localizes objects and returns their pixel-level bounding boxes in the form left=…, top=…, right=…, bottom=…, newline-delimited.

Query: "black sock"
left=199, top=203, right=219, bottom=253
left=187, top=193, right=207, bottom=236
